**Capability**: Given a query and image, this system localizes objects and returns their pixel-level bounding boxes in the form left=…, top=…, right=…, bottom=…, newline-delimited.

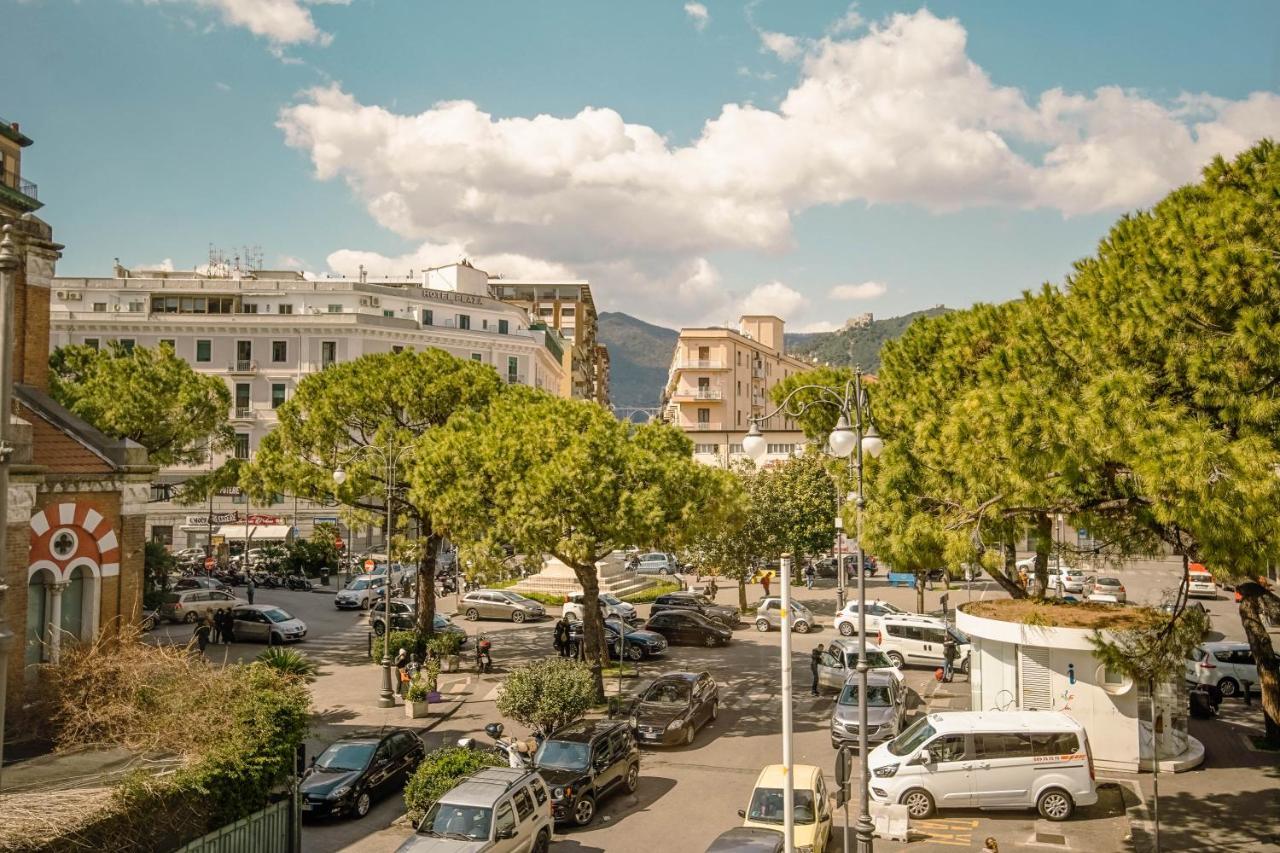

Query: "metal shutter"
left=1018, top=645, right=1053, bottom=710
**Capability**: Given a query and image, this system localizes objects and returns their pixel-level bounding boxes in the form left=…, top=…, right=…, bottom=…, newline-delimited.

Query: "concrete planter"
left=405, top=699, right=430, bottom=719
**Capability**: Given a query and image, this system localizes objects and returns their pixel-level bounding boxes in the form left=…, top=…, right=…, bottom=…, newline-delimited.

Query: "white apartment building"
left=50, top=261, right=567, bottom=548
left=660, top=315, right=811, bottom=467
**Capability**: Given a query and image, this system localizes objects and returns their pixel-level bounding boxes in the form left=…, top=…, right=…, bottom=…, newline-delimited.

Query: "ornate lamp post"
left=743, top=368, right=883, bottom=853
left=334, top=440, right=415, bottom=708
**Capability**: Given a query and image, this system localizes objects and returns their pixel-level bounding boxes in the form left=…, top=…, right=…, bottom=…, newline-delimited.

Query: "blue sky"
left=9, top=1, right=1280, bottom=329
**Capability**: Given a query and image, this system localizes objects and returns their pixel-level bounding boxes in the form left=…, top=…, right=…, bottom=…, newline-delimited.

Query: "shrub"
left=405, top=675, right=431, bottom=702
left=620, top=581, right=682, bottom=603
left=496, top=658, right=596, bottom=736
left=427, top=632, right=463, bottom=657
left=255, top=647, right=318, bottom=681
left=404, top=747, right=506, bottom=823
left=372, top=629, right=425, bottom=662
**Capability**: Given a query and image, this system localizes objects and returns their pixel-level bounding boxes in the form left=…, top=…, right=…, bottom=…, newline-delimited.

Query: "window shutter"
left=1018, top=645, right=1053, bottom=710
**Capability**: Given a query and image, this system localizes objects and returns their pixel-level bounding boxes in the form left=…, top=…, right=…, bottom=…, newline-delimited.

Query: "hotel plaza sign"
left=419, top=289, right=487, bottom=306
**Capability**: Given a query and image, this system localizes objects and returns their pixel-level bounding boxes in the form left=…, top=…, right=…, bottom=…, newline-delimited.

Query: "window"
left=127, top=300, right=145, bottom=312
left=507, top=356, right=519, bottom=382
left=561, top=306, right=575, bottom=317
left=481, top=319, right=489, bottom=330
left=930, top=735, right=967, bottom=762
left=196, top=340, right=211, bottom=362
left=383, top=309, right=394, bottom=318
left=119, top=339, right=136, bottom=353
left=494, top=803, right=516, bottom=837
left=236, top=341, right=252, bottom=364
left=974, top=733, right=1033, bottom=759
left=737, top=351, right=742, bottom=366
left=327, top=304, right=342, bottom=313
left=92, top=302, right=107, bottom=312
left=1031, top=732, right=1079, bottom=757
left=159, top=338, right=175, bottom=350
left=234, top=383, right=250, bottom=411
left=234, top=433, right=250, bottom=459
left=422, top=309, right=433, bottom=326
left=271, top=341, right=287, bottom=362
left=84, top=338, right=99, bottom=351
left=321, top=341, right=337, bottom=367
left=271, top=384, right=286, bottom=409
left=736, top=411, right=742, bottom=425
left=766, top=443, right=796, bottom=455
left=530, top=778, right=548, bottom=805
left=697, top=408, right=710, bottom=424
left=391, top=345, right=403, bottom=354
left=150, top=526, right=174, bottom=546
left=729, top=443, right=744, bottom=454
left=498, top=319, right=509, bottom=335
left=694, top=444, right=719, bottom=454
left=278, top=303, right=293, bottom=314
left=538, top=306, right=554, bottom=316
left=512, top=788, right=534, bottom=821
left=471, top=353, right=483, bottom=362
left=457, top=314, right=471, bottom=331
left=241, top=303, right=259, bottom=314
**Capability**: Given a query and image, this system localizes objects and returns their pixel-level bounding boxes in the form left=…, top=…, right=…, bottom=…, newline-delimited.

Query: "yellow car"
left=738, top=764, right=834, bottom=853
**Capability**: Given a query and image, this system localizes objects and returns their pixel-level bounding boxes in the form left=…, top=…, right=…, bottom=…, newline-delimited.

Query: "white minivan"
left=866, top=711, right=1098, bottom=821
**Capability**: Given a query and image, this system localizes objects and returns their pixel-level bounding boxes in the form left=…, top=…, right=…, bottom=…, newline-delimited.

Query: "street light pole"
left=852, top=373, right=876, bottom=851
left=779, top=553, right=795, bottom=853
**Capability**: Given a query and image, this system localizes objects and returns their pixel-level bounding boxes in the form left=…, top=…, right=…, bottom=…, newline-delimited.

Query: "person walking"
left=554, top=616, right=571, bottom=658
left=246, top=576, right=255, bottom=605
left=222, top=609, right=236, bottom=644
left=805, top=563, right=816, bottom=590
left=761, top=572, right=772, bottom=598
left=194, top=616, right=212, bottom=654
left=395, top=647, right=410, bottom=696
left=943, top=632, right=958, bottom=682
left=810, top=643, right=824, bottom=696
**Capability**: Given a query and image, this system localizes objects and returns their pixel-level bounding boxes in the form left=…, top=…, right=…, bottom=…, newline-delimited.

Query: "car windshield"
left=348, top=579, right=371, bottom=591
left=263, top=608, right=292, bottom=623
left=433, top=614, right=451, bottom=629
left=315, top=741, right=375, bottom=771
left=535, top=739, right=591, bottom=771
left=1097, top=578, right=1121, bottom=586
left=866, top=650, right=895, bottom=669
left=642, top=681, right=691, bottom=704
left=887, top=718, right=935, bottom=757
left=948, top=628, right=969, bottom=644
left=747, top=787, right=815, bottom=825
left=420, top=803, right=492, bottom=841
left=839, top=684, right=893, bottom=707
left=601, top=594, right=622, bottom=606
left=502, top=592, right=531, bottom=602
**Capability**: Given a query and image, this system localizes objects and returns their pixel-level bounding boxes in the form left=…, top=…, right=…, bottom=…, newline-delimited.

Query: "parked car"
left=1158, top=601, right=1212, bottom=634
left=397, top=767, right=552, bottom=852
left=876, top=615, right=971, bottom=672
left=173, top=547, right=206, bottom=562
left=829, top=670, right=906, bottom=749
left=139, top=609, right=160, bottom=632
left=815, top=639, right=904, bottom=690
left=567, top=618, right=667, bottom=660
left=335, top=574, right=388, bottom=610
left=738, top=764, right=833, bottom=853
left=230, top=604, right=307, bottom=644
left=159, top=588, right=245, bottom=623
left=1056, top=569, right=1089, bottom=595
left=866, top=711, right=1098, bottom=821
left=534, top=719, right=640, bottom=827
left=1088, top=577, right=1127, bottom=603
left=834, top=599, right=906, bottom=637
left=366, top=561, right=407, bottom=587
left=644, top=611, right=733, bottom=647
left=302, top=729, right=426, bottom=820
left=634, top=552, right=679, bottom=575
left=705, top=827, right=785, bottom=853
left=1186, top=641, right=1258, bottom=697
left=754, top=597, right=816, bottom=633
left=461, top=590, right=547, bottom=623
left=1185, top=569, right=1218, bottom=599
left=562, top=591, right=638, bottom=624
left=174, top=575, right=228, bottom=592
left=370, top=598, right=468, bottom=646
left=651, top=592, right=740, bottom=627
left=627, top=671, right=719, bottom=746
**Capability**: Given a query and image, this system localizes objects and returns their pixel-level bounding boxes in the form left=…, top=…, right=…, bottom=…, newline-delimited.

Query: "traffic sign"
left=334, top=538, right=345, bottom=550
left=364, top=559, right=375, bottom=572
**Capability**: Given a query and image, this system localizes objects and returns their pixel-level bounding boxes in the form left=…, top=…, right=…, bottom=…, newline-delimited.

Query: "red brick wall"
left=3, top=519, right=31, bottom=734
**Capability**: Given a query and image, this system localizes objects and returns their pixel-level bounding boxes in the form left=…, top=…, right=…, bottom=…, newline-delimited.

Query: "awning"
left=214, top=524, right=293, bottom=541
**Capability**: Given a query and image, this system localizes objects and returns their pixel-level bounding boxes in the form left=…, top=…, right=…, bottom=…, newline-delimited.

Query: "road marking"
left=480, top=684, right=502, bottom=702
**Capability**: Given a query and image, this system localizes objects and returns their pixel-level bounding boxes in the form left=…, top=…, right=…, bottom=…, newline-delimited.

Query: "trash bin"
left=321, top=568, right=330, bottom=586
left=1189, top=689, right=1214, bottom=719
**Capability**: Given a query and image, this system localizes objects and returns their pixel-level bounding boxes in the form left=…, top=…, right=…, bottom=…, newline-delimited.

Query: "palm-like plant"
left=255, top=647, right=319, bottom=681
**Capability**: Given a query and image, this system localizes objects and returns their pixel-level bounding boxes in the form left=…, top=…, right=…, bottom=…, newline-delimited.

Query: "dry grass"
left=0, top=788, right=117, bottom=851
left=961, top=597, right=1159, bottom=631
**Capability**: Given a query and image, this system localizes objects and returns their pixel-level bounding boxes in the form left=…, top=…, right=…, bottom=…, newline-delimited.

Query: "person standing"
left=810, top=643, right=825, bottom=696
left=194, top=616, right=212, bottom=654
left=223, top=609, right=236, bottom=644
left=943, top=632, right=958, bottom=682
left=805, top=563, right=816, bottom=590
left=211, top=609, right=224, bottom=645
left=246, top=576, right=256, bottom=605
left=761, top=572, right=772, bottom=598
left=395, top=647, right=410, bottom=696
left=554, top=616, right=571, bottom=658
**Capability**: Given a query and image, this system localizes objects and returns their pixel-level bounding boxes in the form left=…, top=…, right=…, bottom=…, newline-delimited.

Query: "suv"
left=876, top=615, right=971, bottom=672
left=634, top=553, right=678, bottom=575
left=1186, top=642, right=1258, bottom=697
left=651, top=592, right=740, bottom=627
left=335, top=574, right=388, bottom=610
left=534, top=719, right=640, bottom=827
left=754, top=597, right=816, bottom=634
left=563, top=591, right=638, bottom=624
left=397, top=767, right=551, bottom=852
left=159, top=588, right=244, bottom=623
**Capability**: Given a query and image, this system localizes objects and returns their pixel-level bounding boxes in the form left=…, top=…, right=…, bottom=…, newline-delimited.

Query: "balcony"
left=228, top=360, right=258, bottom=374
left=688, top=422, right=724, bottom=431
left=233, top=407, right=255, bottom=420
left=505, top=373, right=527, bottom=385
left=674, top=359, right=727, bottom=370
left=752, top=364, right=766, bottom=379
left=0, top=175, right=41, bottom=213
left=670, top=386, right=725, bottom=401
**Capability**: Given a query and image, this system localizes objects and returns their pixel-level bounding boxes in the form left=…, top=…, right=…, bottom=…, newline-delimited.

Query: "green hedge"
left=620, top=581, right=682, bottom=603
left=404, top=747, right=507, bottom=823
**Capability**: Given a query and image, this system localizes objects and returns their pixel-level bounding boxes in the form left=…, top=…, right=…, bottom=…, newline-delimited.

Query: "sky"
left=9, top=0, right=1280, bottom=331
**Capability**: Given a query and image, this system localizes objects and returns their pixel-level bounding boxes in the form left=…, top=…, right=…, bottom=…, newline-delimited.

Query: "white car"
left=1185, top=570, right=1217, bottom=599
left=1186, top=642, right=1258, bottom=697
left=1056, top=569, right=1089, bottom=595
left=876, top=615, right=971, bottom=672
left=1087, top=577, right=1127, bottom=603
left=834, top=599, right=907, bottom=637
left=562, top=591, right=637, bottom=623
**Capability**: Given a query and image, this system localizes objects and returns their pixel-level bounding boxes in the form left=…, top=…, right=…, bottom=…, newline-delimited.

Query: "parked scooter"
left=457, top=723, right=541, bottom=769
left=286, top=573, right=314, bottom=592
left=476, top=635, right=493, bottom=673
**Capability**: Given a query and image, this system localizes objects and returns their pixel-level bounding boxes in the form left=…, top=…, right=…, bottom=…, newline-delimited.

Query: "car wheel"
left=354, top=791, right=371, bottom=819
left=1037, top=787, right=1074, bottom=821
left=184, top=611, right=200, bottom=624
left=625, top=645, right=643, bottom=662
left=704, top=633, right=718, bottom=647
left=1217, top=677, right=1240, bottom=697
left=900, top=788, right=935, bottom=819
left=625, top=763, right=639, bottom=793
left=360, top=598, right=369, bottom=610
left=794, top=620, right=811, bottom=634
left=533, top=830, right=551, bottom=853
left=684, top=723, right=696, bottom=745
left=887, top=651, right=906, bottom=668
left=572, top=795, right=596, bottom=827
left=466, top=608, right=480, bottom=621
left=269, top=632, right=281, bottom=646
left=512, top=611, right=526, bottom=624
left=373, top=621, right=386, bottom=636
left=839, top=622, right=854, bottom=637
left=961, top=657, right=970, bottom=675
left=710, top=701, right=719, bottom=721
left=755, top=619, right=770, bottom=632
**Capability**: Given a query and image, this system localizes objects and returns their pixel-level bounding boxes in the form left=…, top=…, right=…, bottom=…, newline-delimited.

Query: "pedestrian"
left=247, top=576, right=255, bottom=605
left=223, top=609, right=236, bottom=644
left=575, top=633, right=587, bottom=661
left=395, top=647, right=410, bottom=696
left=194, top=616, right=212, bottom=654
left=706, top=576, right=718, bottom=599
left=810, top=643, right=824, bottom=696
left=805, top=563, right=816, bottom=590
left=211, top=608, right=224, bottom=645
left=983, top=838, right=999, bottom=853
left=927, top=570, right=935, bottom=591
left=761, top=572, right=772, bottom=598
left=943, top=632, right=958, bottom=682
left=554, top=615, right=571, bottom=658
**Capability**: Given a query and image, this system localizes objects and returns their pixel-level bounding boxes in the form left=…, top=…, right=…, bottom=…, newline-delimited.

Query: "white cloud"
left=828, top=3, right=864, bottom=35
left=135, top=258, right=176, bottom=272
left=759, top=30, right=804, bottom=62
left=829, top=281, right=887, bottom=300
left=738, top=281, right=808, bottom=319
left=683, top=2, right=709, bottom=31
left=145, top=0, right=350, bottom=46
left=215, top=81, right=232, bottom=92
left=278, top=8, right=1280, bottom=323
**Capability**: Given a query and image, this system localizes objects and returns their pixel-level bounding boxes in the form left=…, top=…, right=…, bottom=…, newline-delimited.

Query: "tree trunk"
left=1033, top=512, right=1051, bottom=601
left=737, top=577, right=748, bottom=613
left=572, top=560, right=609, bottom=702
left=1237, top=582, right=1280, bottom=745
left=415, top=529, right=441, bottom=636
left=915, top=570, right=926, bottom=614
left=984, top=538, right=1028, bottom=600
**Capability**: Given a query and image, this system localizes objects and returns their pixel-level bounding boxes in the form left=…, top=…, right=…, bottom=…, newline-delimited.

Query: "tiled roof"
left=16, top=399, right=115, bottom=475
left=12, top=385, right=148, bottom=475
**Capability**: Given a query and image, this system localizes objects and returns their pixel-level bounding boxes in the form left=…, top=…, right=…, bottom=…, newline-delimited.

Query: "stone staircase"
left=511, top=554, right=658, bottom=599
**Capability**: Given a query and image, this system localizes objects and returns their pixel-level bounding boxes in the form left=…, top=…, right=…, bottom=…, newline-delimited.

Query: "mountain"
left=597, top=311, right=679, bottom=411
left=598, top=306, right=950, bottom=412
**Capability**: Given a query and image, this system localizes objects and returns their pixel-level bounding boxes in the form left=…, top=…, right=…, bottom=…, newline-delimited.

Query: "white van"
left=877, top=615, right=971, bottom=673
left=866, top=711, right=1097, bottom=821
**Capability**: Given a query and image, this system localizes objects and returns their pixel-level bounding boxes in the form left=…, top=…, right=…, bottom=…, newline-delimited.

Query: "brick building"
left=1, top=119, right=151, bottom=735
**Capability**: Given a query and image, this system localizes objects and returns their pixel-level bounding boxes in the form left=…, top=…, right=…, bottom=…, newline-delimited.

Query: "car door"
left=491, top=798, right=520, bottom=852
left=1231, top=647, right=1259, bottom=685
left=591, top=736, right=618, bottom=793
left=675, top=614, right=701, bottom=644
left=971, top=732, right=1033, bottom=806
left=918, top=627, right=947, bottom=665
left=647, top=614, right=672, bottom=641
left=919, top=734, right=976, bottom=806
left=764, top=599, right=782, bottom=628
left=813, top=773, right=833, bottom=853
left=510, top=785, right=537, bottom=848
left=817, top=649, right=847, bottom=690
left=366, top=739, right=397, bottom=796
left=392, top=733, right=419, bottom=784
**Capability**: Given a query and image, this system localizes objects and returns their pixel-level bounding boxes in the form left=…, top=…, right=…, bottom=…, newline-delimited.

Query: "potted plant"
left=404, top=675, right=431, bottom=718
left=423, top=657, right=442, bottom=703
left=429, top=634, right=464, bottom=672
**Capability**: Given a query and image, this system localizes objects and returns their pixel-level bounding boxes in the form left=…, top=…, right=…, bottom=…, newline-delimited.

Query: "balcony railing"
left=233, top=407, right=255, bottom=419
left=752, top=365, right=766, bottom=379
left=18, top=178, right=37, bottom=200
left=689, top=422, right=723, bottom=431
left=674, top=359, right=726, bottom=370
left=672, top=387, right=724, bottom=401
left=228, top=360, right=258, bottom=373
left=505, top=373, right=526, bottom=385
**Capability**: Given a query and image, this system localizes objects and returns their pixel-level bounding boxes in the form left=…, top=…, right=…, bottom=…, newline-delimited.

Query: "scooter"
left=286, top=574, right=313, bottom=592
left=457, top=723, right=541, bottom=769
left=476, top=635, right=493, bottom=673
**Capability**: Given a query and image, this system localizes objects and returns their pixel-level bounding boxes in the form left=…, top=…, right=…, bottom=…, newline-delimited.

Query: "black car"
left=566, top=619, right=668, bottom=660
left=705, top=827, right=785, bottom=853
left=649, top=593, right=740, bottom=628
left=643, top=611, right=733, bottom=647
left=534, top=719, right=640, bottom=827
left=174, top=575, right=228, bottom=591
left=300, top=729, right=425, bottom=820
left=370, top=599, right=469, bottom=646
left=628, top=671, right=719, bottom=746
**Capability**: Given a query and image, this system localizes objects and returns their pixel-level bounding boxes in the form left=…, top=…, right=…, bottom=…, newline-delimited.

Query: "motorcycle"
left=286, top=574, right=314, bottom=592
left=457, top=723, right=541, bottom=769
left=259, top=573, right=284, bottom=590
left=476, top=635, right=493, bottom=673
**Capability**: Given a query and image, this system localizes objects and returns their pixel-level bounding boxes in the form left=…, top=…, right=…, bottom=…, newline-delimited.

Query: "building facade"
left=660, top=315, right=811, bottom=466
left=49, top=261, right=568, bottom=548
left=490, top=279, right=609, bottom=406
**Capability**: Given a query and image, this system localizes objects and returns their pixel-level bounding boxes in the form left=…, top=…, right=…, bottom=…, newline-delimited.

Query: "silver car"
left=816, top=639, right=904, bottom=691
left=231, top=604, right=308, bottom=644
left=461, top=589, right=547, bottom=623
left=335, top=574, right=388, bottom=610
left=160, top=588, right=245, bottom=623
left=754, top=597, right=816, bottom=633
left=634, top=552, right=678, bottom=575
left=397, top=767, right=552, bottom=852
left=829, top=670, right=905, bottom=749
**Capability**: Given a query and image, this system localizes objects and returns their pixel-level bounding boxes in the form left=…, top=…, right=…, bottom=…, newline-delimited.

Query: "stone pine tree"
left=245, top=349, right=503, bottom=636
left=412, top=388, right=735, bottom=700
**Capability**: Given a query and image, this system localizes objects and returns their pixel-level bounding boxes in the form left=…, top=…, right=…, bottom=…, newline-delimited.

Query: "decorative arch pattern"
left=28, top=501, right=119, bottom=581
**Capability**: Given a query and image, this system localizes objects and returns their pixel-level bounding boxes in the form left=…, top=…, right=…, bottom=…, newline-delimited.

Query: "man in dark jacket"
left=943, top=634, right=958, bottom=682
left=811, top=643, right=825, bottom=696
left=554, top=616, right=571, bottom=658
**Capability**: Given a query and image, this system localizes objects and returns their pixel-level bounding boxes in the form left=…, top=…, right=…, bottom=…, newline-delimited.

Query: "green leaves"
left=495, top=658, right=598, bottom=737
left=404, top=747, right=507, bottom=823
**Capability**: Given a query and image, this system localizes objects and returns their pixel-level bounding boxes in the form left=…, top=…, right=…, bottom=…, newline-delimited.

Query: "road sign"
left=364, top=559, right=375, bottom=572
left=334, top=538, right=345, bottom=550
left=204, top=556, right=215, bottom=570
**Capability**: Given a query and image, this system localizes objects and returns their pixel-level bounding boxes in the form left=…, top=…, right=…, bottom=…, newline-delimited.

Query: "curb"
left=1097, top=775, right=1150, bottom=853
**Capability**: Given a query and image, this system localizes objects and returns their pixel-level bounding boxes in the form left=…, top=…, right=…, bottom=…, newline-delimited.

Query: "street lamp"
left=333, top=440, right=415, bottom=709
left=744, top=368, right=883, bottom=853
